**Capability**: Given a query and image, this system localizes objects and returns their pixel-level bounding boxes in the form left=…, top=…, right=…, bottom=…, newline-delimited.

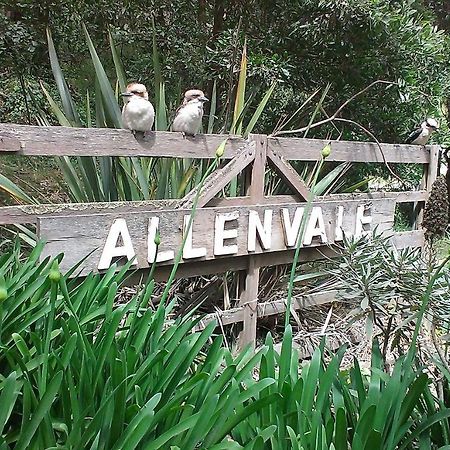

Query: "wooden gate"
left=0, top=123, right=440, bottom=348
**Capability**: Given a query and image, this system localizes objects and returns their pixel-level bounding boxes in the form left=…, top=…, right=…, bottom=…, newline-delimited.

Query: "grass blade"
left=231, top=42, right=247, bottom=135
left=0, top=174, right=38, bottom=204
left=15, top=371, right=63, bottom=450
left=109, top=30, right=127, bottom=94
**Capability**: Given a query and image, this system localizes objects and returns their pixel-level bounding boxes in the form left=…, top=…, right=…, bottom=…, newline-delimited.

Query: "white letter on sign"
left=147, top=217, right=175, bottom=263
left=355, top=205, right=372, bottom=237
left=98, top=218, right=137, bottom=270
left=183, top=215, right=207, bottom=259
left=303, top=207, right=328, bottom=246
left=248, top=210, right=273, bottom=252
left=214, top=211, right=239, bottom=256
left=335, top=205, right=344, bottom=241
left=281, top=207, right=304, bottom=247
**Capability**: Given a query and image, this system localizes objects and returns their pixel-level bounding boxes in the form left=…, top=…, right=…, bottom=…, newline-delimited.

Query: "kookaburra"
left=172, top=89, right=209, bottom=136
left=405, top=118, right=439, bottom=145
left=121, top=83, right=155, bottom=133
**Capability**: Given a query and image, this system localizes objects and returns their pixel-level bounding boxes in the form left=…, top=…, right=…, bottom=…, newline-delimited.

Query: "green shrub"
left=1, top=243, right=450, bottom=448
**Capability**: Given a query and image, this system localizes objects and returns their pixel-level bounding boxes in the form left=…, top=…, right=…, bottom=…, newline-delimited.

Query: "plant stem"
left=40, top=279, right=57, bottom=396
left=406, top=255, right=450, bottom=366
left=159, top=148, right=225, bottom=306
left=285, top=156, right=326, bottom=328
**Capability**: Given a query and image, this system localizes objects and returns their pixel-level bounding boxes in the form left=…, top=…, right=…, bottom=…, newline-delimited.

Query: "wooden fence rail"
left=0, top=123, right=437, bottom=163
left=0, top=123, right=440, bottom=349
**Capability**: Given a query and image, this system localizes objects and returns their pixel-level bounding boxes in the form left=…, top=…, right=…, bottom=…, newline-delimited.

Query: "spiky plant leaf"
left=46, top=28, right=81, bottom=126
left=83, top=24, right=122, bottom=128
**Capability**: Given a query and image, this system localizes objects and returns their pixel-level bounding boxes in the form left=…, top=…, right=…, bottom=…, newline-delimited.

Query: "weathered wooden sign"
left=0, top=124, right=439, bottom=349
left=38, top=198, right=394, bottom=275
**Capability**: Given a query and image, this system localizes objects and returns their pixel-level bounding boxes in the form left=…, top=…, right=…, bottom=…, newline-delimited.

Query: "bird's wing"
left=405, top=127, right=422, bottom=144
left=170, top=103, right=185, bottom=129
left=174, top=103, right=185, bottom=118
left=121, top=103, right=129, bottom=129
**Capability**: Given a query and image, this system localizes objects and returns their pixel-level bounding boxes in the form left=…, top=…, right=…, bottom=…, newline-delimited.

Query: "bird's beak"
left=199, top=96, right=209, bottom=102
left=121, top=92, right=133, bottom=97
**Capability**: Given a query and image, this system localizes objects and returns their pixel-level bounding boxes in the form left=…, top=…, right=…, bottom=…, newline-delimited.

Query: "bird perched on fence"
left=172, top=89, right=209, bottom=137
left=405, top=118, right=439, bottom=145
left=121, top=83, right=155, bottom=134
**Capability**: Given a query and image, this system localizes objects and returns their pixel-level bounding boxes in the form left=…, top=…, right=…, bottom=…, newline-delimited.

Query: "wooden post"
left=236, top=135, right=267, bottom=351
left=426, top=146, right=440, bottom=190
left=413, top=146, right=440, bottom=229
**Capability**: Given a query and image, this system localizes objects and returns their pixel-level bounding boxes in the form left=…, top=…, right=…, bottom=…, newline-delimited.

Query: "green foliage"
left=322, top=231, right=450, bottom=362
left=0, top=243, right=450, bottom=448
left=27, top=26, right=274, bottom=203
left=2, top=1, right=450, bottom=141
left=2, top=1, right=449, bottom=204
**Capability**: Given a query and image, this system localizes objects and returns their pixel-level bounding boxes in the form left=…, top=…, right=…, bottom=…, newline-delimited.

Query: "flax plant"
left=0, top=27, right=275, bottom=205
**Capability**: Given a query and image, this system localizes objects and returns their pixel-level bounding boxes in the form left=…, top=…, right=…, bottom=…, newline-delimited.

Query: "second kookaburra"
left=172, top=89, right=209, bottom=136
left=406, top=118, right=439, bottom=145
left=121, top=83, right=155, bottom=133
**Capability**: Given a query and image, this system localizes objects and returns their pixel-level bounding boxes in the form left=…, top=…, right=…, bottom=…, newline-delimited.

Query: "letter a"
left=98, top=218, right=137, bottom=270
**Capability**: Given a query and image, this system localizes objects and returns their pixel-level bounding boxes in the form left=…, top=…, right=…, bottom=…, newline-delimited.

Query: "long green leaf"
left=83, top=24, right=122, bottom=128
left=46, top=28, right=81, bottom=126
left=40, top=82, right=72, bottom=127
left=0, top=372, right=20, bottom=435
left=15, top=371, right=63, bottom=450
left=231, top=42, right=247, bottom=135
left=0, top=174, right=38, bottom=204
left=244, top=82, right=276, bottom=137
left=207, top=80, right=218, bottom=134
left=109, top=30, right=127, bottom=95
left=111, top=394, right=161, bottom=450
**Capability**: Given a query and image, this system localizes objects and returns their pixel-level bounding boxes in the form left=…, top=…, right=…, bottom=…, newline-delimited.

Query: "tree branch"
left=333, top=117, right=411, bottom=189
left=271, top=80, right=396, bottom=137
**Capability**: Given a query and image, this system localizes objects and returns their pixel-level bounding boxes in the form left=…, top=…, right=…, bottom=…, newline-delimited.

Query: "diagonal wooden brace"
left=267, top=147, right=311, bottom=201
left=181, top=141, right=256, bottom=208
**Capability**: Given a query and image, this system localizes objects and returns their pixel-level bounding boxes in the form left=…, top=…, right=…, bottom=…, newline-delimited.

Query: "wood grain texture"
left=412, top=170, right=425, bottom=230
left=208, top=191, right=429, bottom=206
left=237, top=135, right=267, bottom=349
left=0, top=191, right=427, bottom=226
left=267, top=147, right=310, bottom=200
left=391, top=230, right=424, bottom=248
left=38, top=198, right=395, bottom=275
left=0, top=199, right=179, bottom=224
left=246, top=135, right=267, bottom=201
left=0, top=123, right=438, bottom=164
left=237, top=258, right=259, bottom=350
left=148, top=247, right=333, bottom=281
left=0, top=124, right=247, bottom=159
left=181, top=142, right=255, bottom=208
left=126, top=230, right=423, bottom=282
left=194, top=290, right=338, bottom=330
left=426, top=146, right=440, bottom=190
left=268, top=137, right=435, bottom=163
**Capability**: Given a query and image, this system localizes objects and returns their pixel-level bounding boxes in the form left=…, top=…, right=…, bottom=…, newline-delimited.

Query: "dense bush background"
left=1, top=0, right=450, bottom=143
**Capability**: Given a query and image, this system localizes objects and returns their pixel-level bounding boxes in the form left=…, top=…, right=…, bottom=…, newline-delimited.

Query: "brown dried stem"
left=272, top=80, right=396, bottom=137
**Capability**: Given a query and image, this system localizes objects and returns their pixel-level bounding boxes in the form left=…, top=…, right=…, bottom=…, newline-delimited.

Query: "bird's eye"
left=131, top=90, right=139, bottom=94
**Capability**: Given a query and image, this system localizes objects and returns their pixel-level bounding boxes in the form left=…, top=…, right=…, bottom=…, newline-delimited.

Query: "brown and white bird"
left=172, top=89, right=209, bottom=136
left=121, top=83, right=155, bottom=134
left=405, top=118, right=439, bottom=145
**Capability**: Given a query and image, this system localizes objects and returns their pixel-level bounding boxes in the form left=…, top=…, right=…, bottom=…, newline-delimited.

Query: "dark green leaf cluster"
left=1, top=0, right=450, bottom=144
left=1, top=242, right=450, bottom=448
